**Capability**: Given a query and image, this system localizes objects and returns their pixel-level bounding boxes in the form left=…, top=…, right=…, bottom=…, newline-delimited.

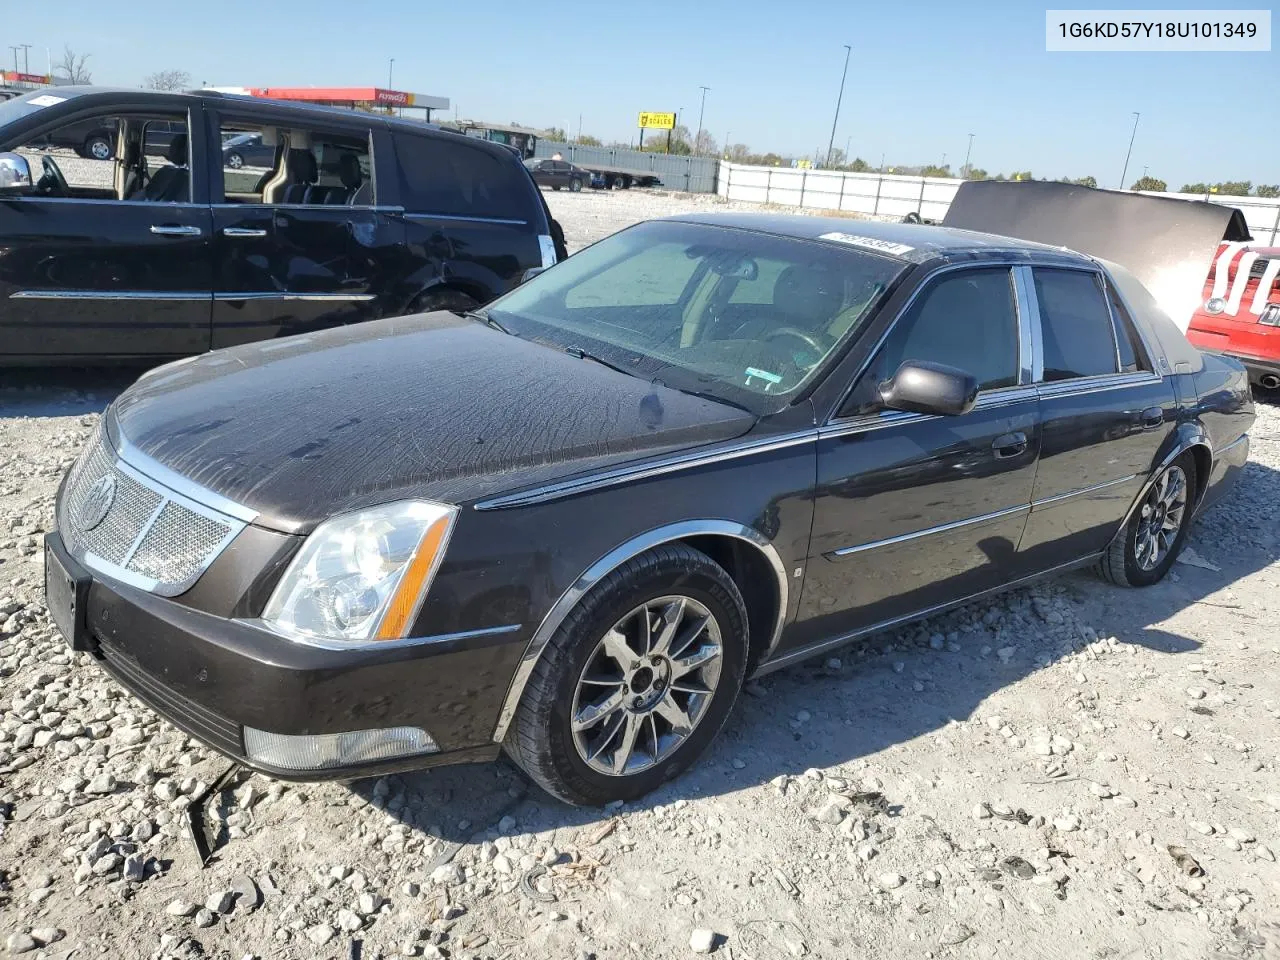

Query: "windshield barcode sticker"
left=745, top=367, right=782, bottom=384
left=819, top=233, right=914, bottom=256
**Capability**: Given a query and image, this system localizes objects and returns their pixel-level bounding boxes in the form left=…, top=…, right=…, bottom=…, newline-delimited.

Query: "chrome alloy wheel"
left=1135, top=464, right=1188, bottom=571
left=570, top=595, right=723, bottom=777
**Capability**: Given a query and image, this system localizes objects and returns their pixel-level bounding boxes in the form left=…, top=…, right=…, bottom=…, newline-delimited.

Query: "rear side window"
left=394, top=134, right=534, bottom=221
left=1034, top=268, right=1120, bottom=381
left=1105, top=280, right=1150, bottom=373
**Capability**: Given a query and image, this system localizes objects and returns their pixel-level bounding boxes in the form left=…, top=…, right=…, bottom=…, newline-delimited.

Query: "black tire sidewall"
left=569, top=178, right=582, bottom=192
left=1122, top=453, right=1196, bottom=586
left=228, top=153, right=243, bottom=168
left=542, top=559, right=747, bottom=804
left=86, top=136, right=112, bottom=160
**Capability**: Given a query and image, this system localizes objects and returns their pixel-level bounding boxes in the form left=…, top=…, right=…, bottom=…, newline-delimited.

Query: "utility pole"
left=694, top=86, right=709, bottom=156
left=826, top=44, right=851, bottom=167
left=19, top=44, right=31, bottom=74
left=1119, top=111, right=1140, bottom=190
left=963, top=133, right=974, bottom=177
left=8, top=47, right=18, bottom=74
left=387, top=58, right=395, bottom=89
left=723, top=130, right=730, bottom=159
left=577, top=114, right=582, bottom=142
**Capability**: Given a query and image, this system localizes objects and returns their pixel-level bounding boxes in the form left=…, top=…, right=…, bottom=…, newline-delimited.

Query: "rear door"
left=0, top=104, right=212, bottom=360
left=793, top=265, right=1040, bottom=649
left=207, top=109, right=396, bottom=348
left=1017, top=265, right=1177, bottom=567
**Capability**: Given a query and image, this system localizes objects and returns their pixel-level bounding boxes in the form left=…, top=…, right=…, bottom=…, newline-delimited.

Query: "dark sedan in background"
left=45, top=210, right=1252, bottom=806
left=528, top=157, right=596, bottom=191
left=220, top=132, right=276, bottom=169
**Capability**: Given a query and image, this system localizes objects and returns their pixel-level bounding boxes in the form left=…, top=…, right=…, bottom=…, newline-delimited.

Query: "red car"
left=1185, top=242, right=1280, bottom=390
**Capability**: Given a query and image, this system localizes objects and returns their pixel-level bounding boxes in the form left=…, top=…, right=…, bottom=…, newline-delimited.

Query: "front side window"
left=11, top=110, right=191, bottom=202
left=841, top=267, right=1020, bottom=417
left=486, top=220, right=906, bottom=413
left=217, top=118, right=372, bottom=206
left=1034, top=268, right=1121, bottom=381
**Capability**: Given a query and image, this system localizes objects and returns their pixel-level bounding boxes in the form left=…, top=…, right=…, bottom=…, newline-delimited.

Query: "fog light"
left=243, top=725, right=438, bottom=771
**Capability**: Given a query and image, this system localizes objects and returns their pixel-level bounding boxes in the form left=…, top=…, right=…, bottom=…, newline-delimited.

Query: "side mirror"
left=0, top=153, right=32, bottom=192
left=879, top=360, right=978, bottom=416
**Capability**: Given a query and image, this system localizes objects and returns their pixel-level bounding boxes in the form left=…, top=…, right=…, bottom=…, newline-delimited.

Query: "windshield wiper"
left=652, top=380, right=757, bottom=416
left=564, top=345, right=639, bottom=378
left=462, top=309, right=516, bottom=337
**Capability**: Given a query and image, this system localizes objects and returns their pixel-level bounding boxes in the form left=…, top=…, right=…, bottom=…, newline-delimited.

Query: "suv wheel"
left=505, top=544, right=748, bottom=806
left=1097, top=453, right=1196, bottom=587
left=83, top=134, right=113, bottom=161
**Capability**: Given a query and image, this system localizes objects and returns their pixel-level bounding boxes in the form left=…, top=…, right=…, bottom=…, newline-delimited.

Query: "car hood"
left=110, top=313, right=756, bottom=533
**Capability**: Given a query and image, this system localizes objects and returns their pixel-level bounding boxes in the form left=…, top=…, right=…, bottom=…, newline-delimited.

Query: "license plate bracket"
left=44, top=535, right=91, bottom=652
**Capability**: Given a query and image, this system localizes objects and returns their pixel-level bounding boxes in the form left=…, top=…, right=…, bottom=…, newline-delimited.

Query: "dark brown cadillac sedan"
left=45, top=212, right=1253, bottom=805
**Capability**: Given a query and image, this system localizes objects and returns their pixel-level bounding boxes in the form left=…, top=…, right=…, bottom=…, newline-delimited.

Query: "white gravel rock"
left=689, top=928, right=717, bottom=954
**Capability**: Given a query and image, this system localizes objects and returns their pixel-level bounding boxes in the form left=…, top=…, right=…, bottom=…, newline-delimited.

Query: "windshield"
left=486, top=220, right=906, bottom=413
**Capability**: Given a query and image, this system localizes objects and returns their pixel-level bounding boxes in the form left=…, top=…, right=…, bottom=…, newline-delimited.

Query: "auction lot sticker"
left=819, top=233, right=915, bottom=257
left=1047, top=9, right=1271, bottom=51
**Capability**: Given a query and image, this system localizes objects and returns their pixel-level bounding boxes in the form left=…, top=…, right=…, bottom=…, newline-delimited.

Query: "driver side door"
left=790, top=265, right=1042, bottom=649
left=0, top=107, right=212, bottom=360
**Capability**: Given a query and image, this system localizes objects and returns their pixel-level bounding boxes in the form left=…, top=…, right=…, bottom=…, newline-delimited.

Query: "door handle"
left=222, top=227, right=268, bottom=238
left=1140, top=406, right=1164, bottom=430
left=149, top=224, right=202, bottom=237
left=992, top=431, right=1028, bottom=460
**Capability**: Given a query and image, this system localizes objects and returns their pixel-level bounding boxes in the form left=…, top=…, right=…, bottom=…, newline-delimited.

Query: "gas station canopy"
left=210, top=86, right=450, bottom=119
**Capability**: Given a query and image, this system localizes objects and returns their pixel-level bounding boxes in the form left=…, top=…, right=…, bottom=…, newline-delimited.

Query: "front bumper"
left=46, top=532, right=522, bottom=780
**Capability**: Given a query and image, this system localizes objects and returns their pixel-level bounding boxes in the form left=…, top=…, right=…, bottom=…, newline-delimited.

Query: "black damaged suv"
left=0, top=87, right=565, bottom=364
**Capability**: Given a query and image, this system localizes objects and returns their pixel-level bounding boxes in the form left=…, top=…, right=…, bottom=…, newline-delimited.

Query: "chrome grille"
left=58, top=424, right=245, bottom=596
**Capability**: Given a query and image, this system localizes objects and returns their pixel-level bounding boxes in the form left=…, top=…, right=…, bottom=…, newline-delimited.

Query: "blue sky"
left=4, top=0, right=1276, bottom=188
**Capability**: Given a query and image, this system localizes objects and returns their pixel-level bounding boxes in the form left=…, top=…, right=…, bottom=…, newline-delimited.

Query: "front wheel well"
left=679, top=534, right=782, bottom=674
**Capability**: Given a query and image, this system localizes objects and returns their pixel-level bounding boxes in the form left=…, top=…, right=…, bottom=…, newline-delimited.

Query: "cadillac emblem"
left=78, top=475, right=116, bottom=532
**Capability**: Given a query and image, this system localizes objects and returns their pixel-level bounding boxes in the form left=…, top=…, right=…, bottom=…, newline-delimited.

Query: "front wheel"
left=1097, top=453, right=1196, bottom=587
left=569, top=178, right=583, bottom=193
left=505, top=544, right=748, bottom=806
left=226, top=152, right=244, bottom=169
left=84, top=134, right=113, bottom=161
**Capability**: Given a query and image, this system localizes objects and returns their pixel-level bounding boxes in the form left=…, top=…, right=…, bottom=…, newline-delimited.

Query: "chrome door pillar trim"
left=490, top=519, right=788, bottom=744
left=1013, top=265, right=1044, bottom=383
left=827, top=504, right=1030, bottom=558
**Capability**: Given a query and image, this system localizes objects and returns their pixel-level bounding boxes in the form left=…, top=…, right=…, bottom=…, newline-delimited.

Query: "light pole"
left=387, top=58, right=395, bottom=89
left=963, top=133, right=974, bottom=177
left=826, top=44, right=851, bottom=167
left=19, top=44, right=31, bottom=74
left=694, top=86, right=709, bottom=156
left=7, top=47, right=18, bottom=74
left=723, top=130, right=730, bottom=159
left=1119, top=111, right=1140, bottom=190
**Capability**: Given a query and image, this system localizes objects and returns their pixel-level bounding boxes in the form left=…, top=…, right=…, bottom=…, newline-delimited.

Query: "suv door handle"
left=222, top=227, right=267, bottom=238
left=1140, top=406, right=1164, bottom=430
left=992, top=431, right=1028, bottom=459
left=149, top=224, right=202, bottom=237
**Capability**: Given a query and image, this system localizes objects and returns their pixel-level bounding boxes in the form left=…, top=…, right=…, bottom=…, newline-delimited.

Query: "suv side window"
left=14, top=111, right=191, bottom=202
left=394, top=133, right=534, bottom=221
left=1034, top=268, right=1121, bottom=381
left=218, top=118, right=372, bottom=206
left=841, top=267, right=1019, bottom=418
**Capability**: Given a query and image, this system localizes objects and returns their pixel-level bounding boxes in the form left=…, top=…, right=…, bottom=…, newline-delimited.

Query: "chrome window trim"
left=472, top=430, right=818, bottom=511
left=240, top=621, right=521, bottom=653
left=1013, top=265, right=1045, bottom=383
left=820, top=385, right=1040, bottom=439
left=1035, top=371, right=1161, bottom=400
left=11, top=290, right=211, bottom=301
left=0, top=196, right=206, bottom=208
left=490, top=520, right=788, bottom=744
left=111, top=425, right=259, bottom=524
left=212, top=292, right=376, bottom=302
left=403, top=212, right=529, bottom=226
left=1030, top=473, right=1139, bottom=510
left=209, top=203, right=401, bottom=213
left=827, top=503, right=1029, bottom=559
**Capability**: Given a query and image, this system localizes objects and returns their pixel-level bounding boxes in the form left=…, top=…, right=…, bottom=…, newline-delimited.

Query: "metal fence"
left=717, top=162, right=1280, bottom=246
left=534, top=141, right=719, bottom=193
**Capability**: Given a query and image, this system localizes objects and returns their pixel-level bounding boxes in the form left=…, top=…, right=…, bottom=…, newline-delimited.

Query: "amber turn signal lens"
left=374, top=513, right=454, bottom=640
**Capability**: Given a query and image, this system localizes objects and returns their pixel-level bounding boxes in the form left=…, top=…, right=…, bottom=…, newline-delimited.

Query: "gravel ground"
left=2, top=191, right=1279, bottom=960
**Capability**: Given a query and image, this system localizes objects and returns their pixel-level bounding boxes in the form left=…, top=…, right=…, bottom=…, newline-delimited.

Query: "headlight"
left=260, top=500, right=457, bottom=645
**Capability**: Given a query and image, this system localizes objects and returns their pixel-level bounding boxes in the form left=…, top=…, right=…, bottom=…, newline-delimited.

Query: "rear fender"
left=1111, top=421, right=1212, bottom=545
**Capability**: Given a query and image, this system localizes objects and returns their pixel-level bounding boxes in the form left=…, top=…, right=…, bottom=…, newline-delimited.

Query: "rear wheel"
left=1097, top=453, right=1196, bottom=587
left=83, top=134, right=113, bottom=161
left=505, top=544, right=748, bottom=806
left=569, top=178, right=583, bottom=193
left=551, top=185, right=561, bottom=191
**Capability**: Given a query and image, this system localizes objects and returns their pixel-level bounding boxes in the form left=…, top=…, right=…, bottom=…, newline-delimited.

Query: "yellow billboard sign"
left=638, top=112, right=675, bottom=130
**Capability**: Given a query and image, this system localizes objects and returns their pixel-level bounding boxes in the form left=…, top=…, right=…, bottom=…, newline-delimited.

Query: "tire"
left=227, top=152, right=244, bottom=169
left=409, top=288, right=479, bottom=315
left=84, top=134, right=113, bottom=161
left=505, top=543, right=748, bottom=806
left=551, top=185, right=561, bottom=191
left=1097, top=452, right=1197, bottom=587
left=569, top=178, right=582, bottom=193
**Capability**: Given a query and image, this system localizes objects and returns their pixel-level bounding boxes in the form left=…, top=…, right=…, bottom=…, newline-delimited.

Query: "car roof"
left=662, top=211, right=1092, bottom=266
left=23, top=86, right=516, bottom=161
